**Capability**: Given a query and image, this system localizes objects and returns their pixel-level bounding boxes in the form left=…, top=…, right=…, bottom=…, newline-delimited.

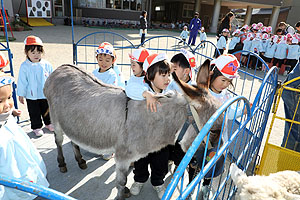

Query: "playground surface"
left=8, top=25, right=286, bottom=199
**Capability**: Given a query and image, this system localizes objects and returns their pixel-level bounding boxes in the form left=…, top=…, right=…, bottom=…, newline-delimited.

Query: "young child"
left=127, top=53, right=170, bottom=199
left=215, top=28, right=229, bottom=57
left=0, top=73, right=49, bottom=199
left=228, top=29, right=241, bottom=54
left=199, top=27, right=207, bottom=48
left=240, top=25, right=249, bottom=44
left=249, top=33, right=263, bottom=69
left=241, top=33, right=253, bottom=67
left=262, top=35, right=278, bottom=71
left=92, top=42, right=118, bottom=86
left=125, top=48, right=150, bottom=99
left=178, top=25, right=189, bottom=45
left=17, top=35, right=54, bottom=137
left=285, top=35, right=300, bottom=74
left=273, top=35, right=288, bottom=71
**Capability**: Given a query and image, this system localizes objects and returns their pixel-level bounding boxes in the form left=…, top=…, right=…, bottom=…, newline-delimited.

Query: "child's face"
left=223, top=32, right=229, bottom=36
left=0, top=85, right=13, bottom=114
left=210, top=75, right=231, bottom=93
left=97, top=54, right=113, bottom=72
left=27, top=47, right=42, bottom=63
left=130, top=60, right=143, bottom=77
left=171, top=62, right=189, bottom=81
left=152, top=72, right=170, bottom=91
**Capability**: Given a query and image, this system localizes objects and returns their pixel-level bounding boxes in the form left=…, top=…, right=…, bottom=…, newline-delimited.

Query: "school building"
left=3, top=0, right=300, bottom=33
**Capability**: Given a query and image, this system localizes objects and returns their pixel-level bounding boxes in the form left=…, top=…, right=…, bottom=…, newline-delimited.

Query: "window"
left=123, top=0, right=129, bottom=9
left=54, top=0, right=64, bottom=16
left=137, top=0, right=142, bottom=11
left=106, top=0, right=113, bottom=8
left=182, top=4, right=194, bottom=18
left=130, top=0, right=136, bottom=10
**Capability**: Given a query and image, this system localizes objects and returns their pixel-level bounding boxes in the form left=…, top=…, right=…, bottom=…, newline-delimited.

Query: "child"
left=128, top=53, right=170, bottom=199
left=249, top=33, right=263, bottom=69
left=240, top=25, right=249, bottom=44
left=273, top=35, right=288, bottom=71
left=285, top=35, right=300, bottom=74
left=178, top=25, right=189, bottom=45
left=125, top=48, right=150, bottom=99
left=262, top=35, right=278, bottom=71
left=17, top=36, right=54, bottom=137
left=0, top=73, right=49, bottom=199
left=228, top=29, right=241, bottom=54
left=92, top=42, right=118, bottom=87
left=241, top=33, right=253, bottom=67
left=199, top=27, right=207, bottom=48
left=215, top=28, right=229, bottom=57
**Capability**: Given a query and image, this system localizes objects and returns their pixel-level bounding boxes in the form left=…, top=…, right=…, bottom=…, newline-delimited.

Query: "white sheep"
left=230, top=163, right=300, bottom=200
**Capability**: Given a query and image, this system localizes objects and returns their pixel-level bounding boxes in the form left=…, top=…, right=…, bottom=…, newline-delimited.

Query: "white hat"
left=261, top=26, right=267, bottom=33
left=211, top=54, right=240, bottom=79
left=242, top=24, right=249, bottom=30
left=96, top=42, right=116, bottom=63
left=257, top=22, right=264, bottom=28
left=143, top=53, right=168, bottom=71
left=178, top=48, right=197, bottom=68
left=201, top=27, right=205, bottom=31
left=0, top=73, right=14, bottom=88
left=266, top=26, right=272, bottom=33
left=252, top=24, right=258, bottom=30
left=129, top=48, right=150, bottom=63
left=279, top=36, right=287, bottom=44
left=272, top=35, right=279, bottom=43
left=24, top=35, right=43, bottom=46
left=222, top=28, right=229, bottom=33
left=262, top=33, right=269, bottom=40
left=232, top=29, right=241, bottom=36
left=0, top=52, right=9, bottom=69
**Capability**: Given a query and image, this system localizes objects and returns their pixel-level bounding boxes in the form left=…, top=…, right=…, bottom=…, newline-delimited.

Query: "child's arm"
left=143, top=91, right=160, bottom=112
left=16, top=64, right=28, bottom=103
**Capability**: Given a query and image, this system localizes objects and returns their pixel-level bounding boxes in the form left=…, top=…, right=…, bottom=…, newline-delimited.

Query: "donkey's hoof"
left=59, top=166, right=68, bottom=173
left=79, top=162, right=87, bottom=170
left=124, top=187, right=131, bottom=198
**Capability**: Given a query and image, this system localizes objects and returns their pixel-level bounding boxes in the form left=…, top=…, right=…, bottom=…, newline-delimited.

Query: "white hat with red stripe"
left=242, top=24, right=249, bottom=30
left=262, top=33, right=269, bottom=40
left=211, top=54, right=240, bottom=79
left=0, top=52, right=9, bottom=69
left=292, top=35, right=299, bottom=44
left=232, top=29, right=241, bottom=36
left=129, top=48, right=150, bottom=63
left=267, top=26, right=272, bottom=33
left=143, top=53, right=168, bottom=71
left=257, top=22, right=264, bottom=28
left=24, top=35, right=43, bottom=46
left=0, top=72, right=14, bottom=88
left=178, top=48, right=197, bottom=68
left=96, top=42, right=117, bottom=63
left=222, top=28, right=229, bottom=33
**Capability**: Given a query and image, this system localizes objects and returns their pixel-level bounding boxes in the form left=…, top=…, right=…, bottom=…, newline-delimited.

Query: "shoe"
left=101, top=153, right=113, bottom=161
left=199, top=185, right=213, bottom=200
left=45, top=124, right=54, bottom=132
left=130, top=182, right=144, bottom=195
left=153, top=184, right=166, bottom=199
left=33, top=129, right=44, bottom=137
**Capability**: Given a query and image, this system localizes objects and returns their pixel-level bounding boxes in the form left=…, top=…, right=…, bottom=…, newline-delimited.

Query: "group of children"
left=179, top=26, right=207, bottom=46
left=0, top=31, right=243, bottom=199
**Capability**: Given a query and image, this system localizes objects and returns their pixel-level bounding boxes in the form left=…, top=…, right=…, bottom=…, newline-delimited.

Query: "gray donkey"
left=43, top=60, right=223, bottom=200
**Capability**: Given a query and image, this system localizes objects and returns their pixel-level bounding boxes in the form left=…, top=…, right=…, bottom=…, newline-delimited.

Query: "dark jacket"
left=217, top=18, right=230, bottom=37
left=140, top=16, right=147, bottom=30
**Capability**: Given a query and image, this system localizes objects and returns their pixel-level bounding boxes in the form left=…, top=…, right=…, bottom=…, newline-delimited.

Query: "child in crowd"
left=215, top=28, right=229, bottom=57
left=178, top=26, right=189, bottom=45
left=285, top=35, right=300, bottom=74
left=17, top=35, right=54, bottom=137
left=240, top=25, right=249, bottom=44
left=262, top=35, right=278, bottom=71
left=0, top=73, right=49, bottom=199
left=241, top=33, right=253, bottom=66
left=273, top=35, right=288, bottom=71
left=199, top=27, right=207, bottom=48
left=249, top=33, right=263, bottom=69
left=228, top=29, right=241, bottom=54
left=127, top=53, right=170, bottom=199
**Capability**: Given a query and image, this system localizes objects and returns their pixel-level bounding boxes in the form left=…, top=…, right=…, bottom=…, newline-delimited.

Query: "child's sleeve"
left=16, top=64, right=28, bottom=97
left=108, top=72, right=118, bottom=86
left=125, top=79, right=148, bottom=100
left=180, top=31, right=184, bottom=38
left=224, top=91, right=245, bottom=120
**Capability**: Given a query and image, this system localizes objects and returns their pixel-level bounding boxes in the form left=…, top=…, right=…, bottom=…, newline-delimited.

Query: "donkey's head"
left=172, top=59, right=223, bottom=151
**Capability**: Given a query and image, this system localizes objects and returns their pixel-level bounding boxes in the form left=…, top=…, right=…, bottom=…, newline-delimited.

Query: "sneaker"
left=45, top=124, right=54, bottom=132
left=130, top=182, right=144, bottom=195
left=101, top=153, right=113, bottom=161
left=33, top=129, right=44, bottom=137
left=153, top=184, right=166, bottom=199
left=199, top=185, right=213, bottom=200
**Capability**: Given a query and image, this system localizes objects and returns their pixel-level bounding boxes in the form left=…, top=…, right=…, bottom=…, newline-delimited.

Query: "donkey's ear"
left=172, top=72, right=201, bottom=100
left=196, top=59, right=211, bottom=89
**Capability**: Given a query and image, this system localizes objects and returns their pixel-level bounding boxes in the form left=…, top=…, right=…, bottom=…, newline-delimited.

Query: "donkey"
left=43, top=60, right=223, bottom=200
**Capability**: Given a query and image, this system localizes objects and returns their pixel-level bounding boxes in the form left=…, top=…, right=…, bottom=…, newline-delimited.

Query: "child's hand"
left=19, top=96, right=25, bottom=104
left=143, top=91, right=161, bottom=112
left=244, top=103, right=253, bottom=115
left=12, top=109, right=22, bottom=117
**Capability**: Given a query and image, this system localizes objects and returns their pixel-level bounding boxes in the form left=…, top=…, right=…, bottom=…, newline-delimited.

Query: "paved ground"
left=6, top=25, right=286, bottom=200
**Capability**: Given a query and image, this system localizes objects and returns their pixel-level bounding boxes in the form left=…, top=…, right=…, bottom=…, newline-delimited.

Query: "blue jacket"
left=199, top=32, right=207, bottom=42
left=287, top=44, right=300, bottom=60
left=167, top=79, right=195, bottom=93
left=180, top=30, right=189, bottom=39
left=228, top=37, right=240, bottom=50
left=274, top=43, right=288, bottom=59
left=261, top=39, right=269, bottom=53
left=189, top=18, right=201, bottom=31
left=217, top=35, right=227, bottom=49
left=92, top=67, right=118, bottom=86
left=249, top=39, right=263, bottom=54
left=264, top=42, right=277, bottom=58
left=17, top=59, right=53, bottom=100
left=242, top=40, right=252, bottom=55
left=125, top=76, right=148, bottom=100
left=113, top=64, right=126, bottom=89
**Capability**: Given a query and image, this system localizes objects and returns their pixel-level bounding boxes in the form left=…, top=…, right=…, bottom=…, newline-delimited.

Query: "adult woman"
left=217, top=12, right=235, bottom=39
left=140, top=10, right=148, bottom=46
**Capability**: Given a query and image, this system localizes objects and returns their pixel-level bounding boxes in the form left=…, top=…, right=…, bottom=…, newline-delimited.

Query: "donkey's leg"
left=71, top=141, right=87, bottom=170
left=54, top=123, right=67, bottom=173
left=115, top=159, right=131, bottom=200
